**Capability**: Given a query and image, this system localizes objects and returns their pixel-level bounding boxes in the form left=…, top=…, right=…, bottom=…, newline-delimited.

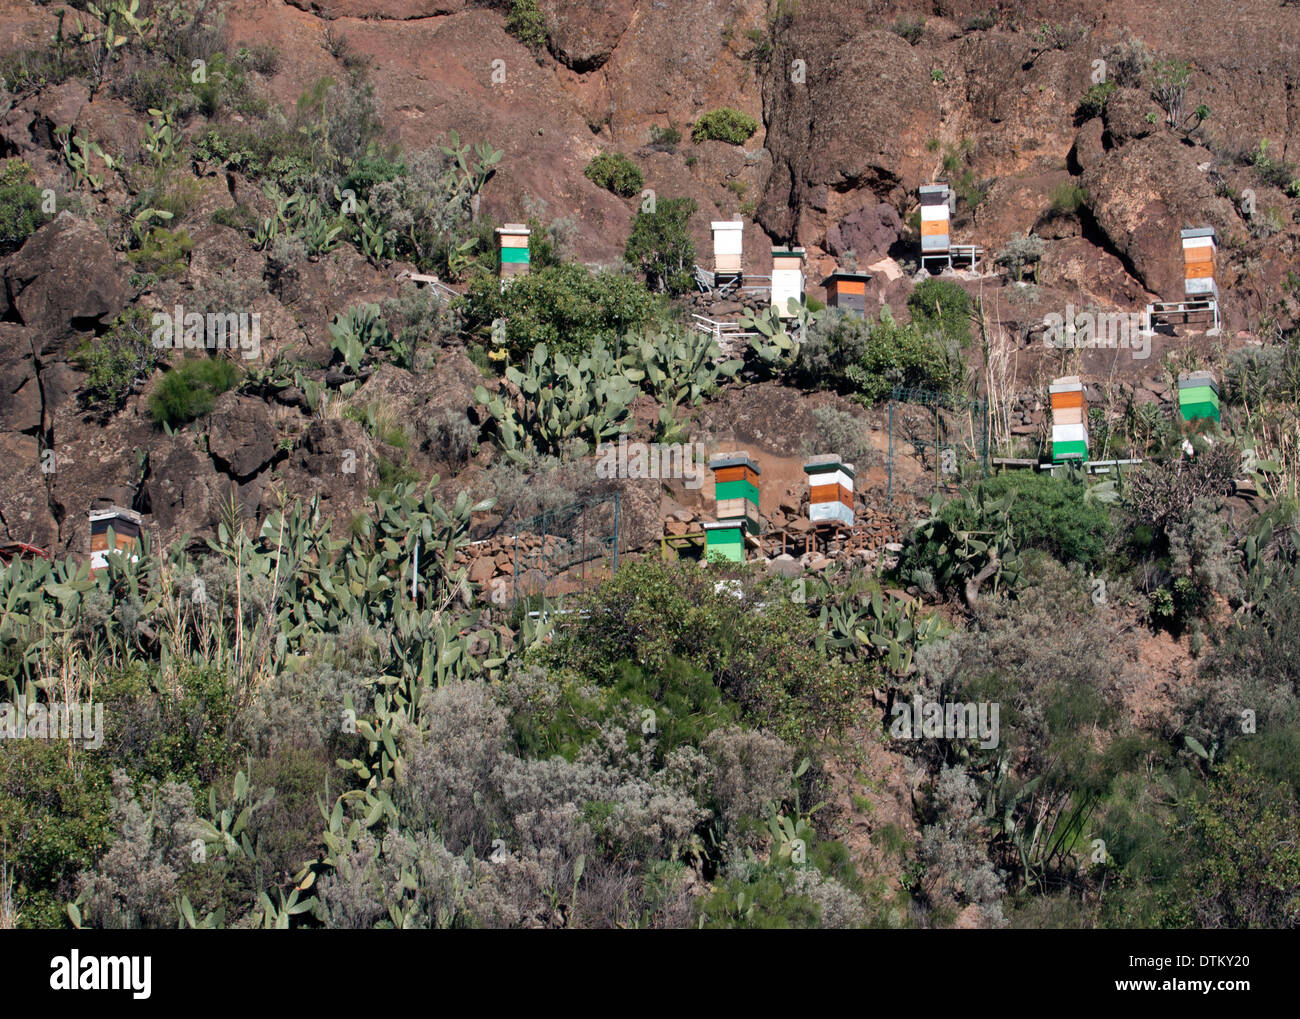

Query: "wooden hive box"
left=703, top=520, right=747, bottom=562
left=819, top=271, right=873, bottom=316
left=496, top=223, right=531, bottom=278
left=1181, top=226, right=1217, bottom=298
left=770, top=246, right=806, bottom=317
left=711, top=220, right=744, bottom=278
left=804, top=454, right=855, bottom=527
left=1178, top=371, right=1220, bottom=421
left=709, top=452, right=761, bottom=534
left=89, top=505, right=143, bottom=572
left=1049, top=377, right=1088, bottom=462
left=919, top=184, right=950, bottom=254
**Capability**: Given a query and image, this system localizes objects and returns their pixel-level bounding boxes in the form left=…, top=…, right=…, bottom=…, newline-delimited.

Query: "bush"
left=1049, top=181, right=1088, bottom=216
left=76, top=309, right=161, bottom=411
left=583, top=152, right=643, bottom=197
left=463, top=262, right=661, bottom=359
left=545, top=559, right=859, bottom=745
left=890, top=16, right=926, bottom=45
left=800, top=306, right=962, bottom=403
left=796, top=310, right=872, bottom=390
left=805, top=405, right=875, bottom=469
left=127, top=226, right=194, bottom=278
left=961, top=10, right=999, bottom=32
left=691, top=108, right=759, bottom=145
left=148, top=358, right=241, bottom=427
left=624, top=196, right=697, bottom=296
left=647, top=124, right=681, bottom=150
left=1078, top=80, right=1117, bottom=118
left=958, top=470, right=1113, bottom=568
left=907, top=277, right=971, bottom=346
left=506, top=0, right=549, bottom=50
left=0, top=159, right=52, bottom=253
left=995, top=232, right=1046, bottom=281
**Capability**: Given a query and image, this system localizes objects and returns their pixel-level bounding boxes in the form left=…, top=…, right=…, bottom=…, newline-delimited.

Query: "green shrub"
left=805, top=406, right=874, bottom=468
left=647, top=124, right=681, bottom=149
left=462, top=262, right=661, bottom=359
left=583, top=152, right=643, bottom=197
left=955, top=471, right=1113, bottom=568
left=624, top=196, right=697, bottom=296
left=962, top=10, right=999, bottom=32
left=907, top=277, right=971, bottom=346
left=691, top=108, right=759, bottom=145
left=75, top=309, right=161, bottom=411
left=995, top=232, right=1046, bottom=281
left=148, top=358, right=241, bottom=427
left=1049, top=181, right=1088, bottom=216
left=1078, top=80, right=1117, bottom=118
left=890, top=16, right=926, bottom=45
left=799, top=306, right=962, bottom=403
left=545, top=559, right=859, bottom=745
left=506, top=0, right=549, bottom=50
left=128, top=226, right=193, bottom=278
left=0, top=158, right=53, bottom=253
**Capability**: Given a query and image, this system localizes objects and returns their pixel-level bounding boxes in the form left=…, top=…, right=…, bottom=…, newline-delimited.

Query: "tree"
left=624, top=197, right=697, bottom=296
left=1171, top=763, right=1300, bottom=928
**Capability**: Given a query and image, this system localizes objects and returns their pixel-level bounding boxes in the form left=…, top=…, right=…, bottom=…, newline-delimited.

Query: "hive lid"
left=1180, top=226, right=1216, bottom=241
left=819, top=271, right=873, bottom=286
left=89, top=504, right=142, bottom=524
left=803, top=455, right=856, bottom=478
left=708, top=452, right=761, bottom=473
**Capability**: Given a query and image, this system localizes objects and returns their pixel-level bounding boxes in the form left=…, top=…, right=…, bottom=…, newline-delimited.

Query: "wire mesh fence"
left=887, top=386, right=990, bottom=504
left=508, top=491, right=622, bottom=604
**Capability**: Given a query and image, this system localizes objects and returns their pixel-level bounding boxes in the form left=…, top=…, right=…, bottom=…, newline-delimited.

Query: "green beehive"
left=703, top=520, right=747, bottom=562
left=1178, top=372, right=1219, bottom=423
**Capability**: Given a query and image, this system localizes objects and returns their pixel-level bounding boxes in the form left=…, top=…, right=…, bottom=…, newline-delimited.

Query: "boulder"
left=4, top=213, right=130, bottom=351
left=1081, top=134, right=1237, bottom=299
left=207, top=393, right=279, bottom=481
left=825, top=203, right=904, bottom=264
left=760, top=19, right=939, bottom=242
left=538, top=0, right=635, bottom=72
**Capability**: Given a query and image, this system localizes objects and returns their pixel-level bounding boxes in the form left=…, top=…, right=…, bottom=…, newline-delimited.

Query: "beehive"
left=703, top=520, right=746, bottom=562
left=496, top=223, right=531, bottom=279
left=1178, top=370, right=1220, bottom=422
left=1049, top=376, right=1088, bottom=462
left=919, top=184, right=950, bottom=260
left=709, top=451, right=761, bottom=534
left=711, top=221, right=744, bottom=282
left=89, top=505, right=142, bottom=573
left=770, top=246, right=806, bottom=317
left=1181, top=226, right=1217, bottom=299
left=819, top=271, right=874, bottom=316
left=804, top=454, right=854, bottom=528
